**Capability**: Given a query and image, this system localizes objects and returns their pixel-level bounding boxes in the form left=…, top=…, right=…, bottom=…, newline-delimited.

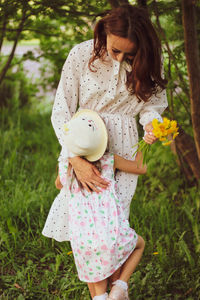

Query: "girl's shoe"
left=107, top=285, right=129, bottom=300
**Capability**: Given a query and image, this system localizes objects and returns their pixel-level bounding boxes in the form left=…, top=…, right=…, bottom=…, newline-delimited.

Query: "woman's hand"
left=144, top=122, right=157, bottom=144
left=68, top=156, right=109, bottom=193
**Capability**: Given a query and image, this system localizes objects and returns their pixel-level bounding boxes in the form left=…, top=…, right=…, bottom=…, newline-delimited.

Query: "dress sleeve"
left=139, top=59, right=168, bottom=129
left=51, top=45, right=80, bottom=161
left=139, top=88, right=168, bottom=129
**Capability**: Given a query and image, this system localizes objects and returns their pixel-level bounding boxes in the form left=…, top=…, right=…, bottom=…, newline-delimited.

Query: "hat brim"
left=72, top=109, right=108, bottom=161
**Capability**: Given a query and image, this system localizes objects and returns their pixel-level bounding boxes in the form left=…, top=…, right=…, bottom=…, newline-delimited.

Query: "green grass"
left=0, top=107, right=200, bottom=299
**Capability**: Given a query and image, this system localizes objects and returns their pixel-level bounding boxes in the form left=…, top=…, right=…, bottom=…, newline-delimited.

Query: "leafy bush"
left=0, top=62, right=38, bottom=109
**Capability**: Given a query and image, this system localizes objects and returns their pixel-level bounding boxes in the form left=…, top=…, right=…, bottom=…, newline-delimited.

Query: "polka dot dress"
left=42, top=39, right=168, bottom=241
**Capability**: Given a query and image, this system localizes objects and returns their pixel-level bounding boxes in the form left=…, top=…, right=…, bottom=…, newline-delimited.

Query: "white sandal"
left=107, top=285, right=129, bottom=300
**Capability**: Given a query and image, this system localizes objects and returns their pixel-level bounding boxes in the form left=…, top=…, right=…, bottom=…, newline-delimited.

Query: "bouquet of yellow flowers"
left=133, top=118, right=179, bottom=164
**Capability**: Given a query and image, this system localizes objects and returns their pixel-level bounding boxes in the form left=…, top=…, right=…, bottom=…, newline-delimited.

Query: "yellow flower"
left=132, top=117, right=179, bottom=163
left=67, top=251, right=72, bottom=255
left=173, top=132, right=179, bottom=139
left=153, top=252, right=159, bottom=255
left=152, top=118, right=179, bottom=140
left=163, top=117, right=171, bottom=129
left=159, top=137, right=167, bottom=142
left=171, top=120, right=177, bottom=129
left=152, top=119, right=159, bottom=128
left=162, top=140, right=172, bottom=146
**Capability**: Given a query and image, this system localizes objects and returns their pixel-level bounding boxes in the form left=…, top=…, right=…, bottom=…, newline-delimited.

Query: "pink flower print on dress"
left=122, top=237, right=127, bottom=243
left=80, top=221, right=86, bottom=227
left=85, top=251, right=92, bottom=256
left=94, top=276, right=100, bottom=282
left=85, top=275, right=90, bottom=281
left=74, top=186, right=81, bottom=193
left=110, top=248, right=115, bottom=254
left=101, top=244, right=108, bottom=251
left=101, top=164, right=109, bottom=171
left=110, top=268, right=116, bottom=274
left=100, top=258, right=109, bottom=266
left=60, top=176, right=67, bottom=185
left=101, top=221, right=106, bottom=226
left=105, top=202, right=110, bottom=208
left=78, top=262, right=83, bottom=269
left=93, top=233, right=99, bottom=239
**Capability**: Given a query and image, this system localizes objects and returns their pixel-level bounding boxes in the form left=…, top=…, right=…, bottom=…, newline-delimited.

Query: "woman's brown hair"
left=89, top=4, right=167, bottom=102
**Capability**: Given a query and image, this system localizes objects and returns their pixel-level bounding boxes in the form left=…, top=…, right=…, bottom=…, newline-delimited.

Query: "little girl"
left=42, top=109, right=146, bottom=300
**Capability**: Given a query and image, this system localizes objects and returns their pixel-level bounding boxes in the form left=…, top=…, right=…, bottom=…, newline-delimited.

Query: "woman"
left=50, top=4, right=168, bottom=299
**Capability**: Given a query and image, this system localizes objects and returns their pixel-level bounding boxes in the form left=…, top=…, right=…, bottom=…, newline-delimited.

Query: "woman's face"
left=106, top=34, right=137, bottom=63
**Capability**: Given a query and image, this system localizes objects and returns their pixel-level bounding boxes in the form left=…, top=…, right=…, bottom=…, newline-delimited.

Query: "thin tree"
left=182, top=0, right=200, bottom=162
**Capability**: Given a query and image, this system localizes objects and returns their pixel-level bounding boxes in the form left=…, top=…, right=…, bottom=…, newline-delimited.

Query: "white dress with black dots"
left=42, top=39, right=168, bottom=242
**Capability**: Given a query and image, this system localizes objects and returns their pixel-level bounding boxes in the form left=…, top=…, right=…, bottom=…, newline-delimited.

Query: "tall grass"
left=0, top=107, right=199, bottom=299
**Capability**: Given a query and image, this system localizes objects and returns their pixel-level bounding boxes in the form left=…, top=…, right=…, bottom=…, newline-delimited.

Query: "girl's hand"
left=135, top=151, right=147, bottom=174
left=68, top=156, right=109, bottom=193
left=55, top=174, right=63, bottom=190
left=144, top=122, right=157, bottom=144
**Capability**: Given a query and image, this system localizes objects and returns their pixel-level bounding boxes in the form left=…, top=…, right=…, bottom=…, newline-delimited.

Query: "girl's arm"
left=114, top=152, right=147, bottom=175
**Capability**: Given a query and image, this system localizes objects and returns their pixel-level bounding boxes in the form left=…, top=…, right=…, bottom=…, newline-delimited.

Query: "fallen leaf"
left=14, top=283, right=24, bottom=291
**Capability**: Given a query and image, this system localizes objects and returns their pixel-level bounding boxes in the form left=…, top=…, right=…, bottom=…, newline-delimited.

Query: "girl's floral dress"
left=67, top=153, right=138, bottom=282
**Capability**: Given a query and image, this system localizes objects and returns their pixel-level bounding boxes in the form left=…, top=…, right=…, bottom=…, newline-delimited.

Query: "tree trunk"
left=0, top=9, right=27, bottom=85
left=182, top=0, right=200, bottom=161
left=108, top=0, right=120, bottom=8
left=0, top=15, right=7, bottom=53
left=137, top=0, right=147, bottom=8
left=152, top=0, right=200, bottom=183
left=175, top=126, right=200, bottom=181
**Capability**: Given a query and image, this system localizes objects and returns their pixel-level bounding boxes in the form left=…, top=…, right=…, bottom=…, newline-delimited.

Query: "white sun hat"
left=63, top=109, right=108, bottom=162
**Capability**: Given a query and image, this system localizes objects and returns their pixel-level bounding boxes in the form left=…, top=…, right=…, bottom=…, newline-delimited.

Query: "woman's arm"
left=55, top=158, right=109, bottom=192
left=52, top=45, right=108, bottom=192
left=114, top=152, right=147, bottom=175
left=68, top=156, right=109, bottom=193
left=139, top=61, right=168, bottom=145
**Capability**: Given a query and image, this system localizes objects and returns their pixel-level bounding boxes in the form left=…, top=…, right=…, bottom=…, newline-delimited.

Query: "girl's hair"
left=89, top=4, right=167, bottom=102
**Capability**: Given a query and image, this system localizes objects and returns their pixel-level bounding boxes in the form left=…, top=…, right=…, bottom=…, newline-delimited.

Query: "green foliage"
left=129, top=143, right=200, bottom=299
left=0, top=0, right=110, bottom=91
left=0, top=62, right=38, bottom=109
left=147, top=0, right=199, bottom=136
